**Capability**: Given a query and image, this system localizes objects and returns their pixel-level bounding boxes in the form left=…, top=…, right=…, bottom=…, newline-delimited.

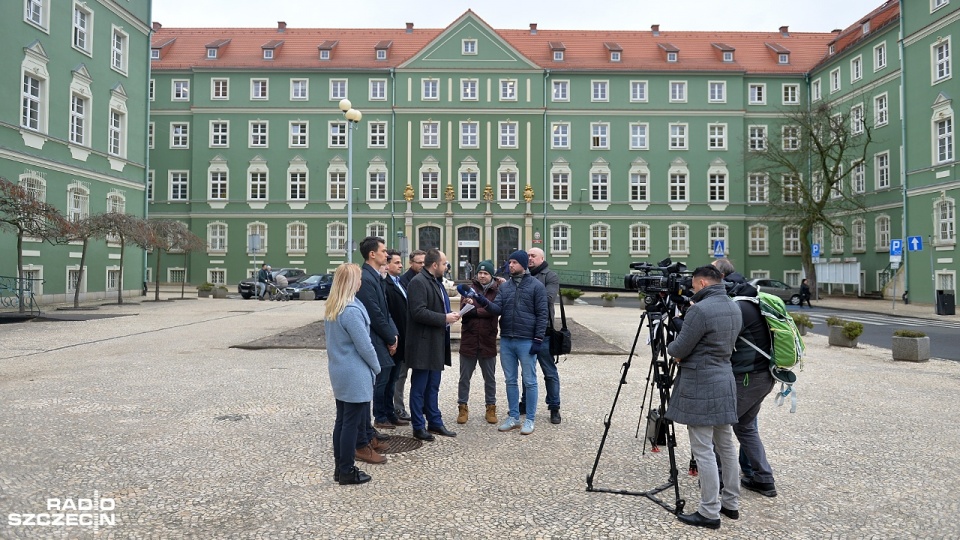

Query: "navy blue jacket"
left=356, top=263, right=398, bottom=368
left=494, top=272, right=548, bottom=342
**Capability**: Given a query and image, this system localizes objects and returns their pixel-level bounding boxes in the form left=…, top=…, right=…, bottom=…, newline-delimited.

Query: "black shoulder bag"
left=549, top=295, right=573, bottom=359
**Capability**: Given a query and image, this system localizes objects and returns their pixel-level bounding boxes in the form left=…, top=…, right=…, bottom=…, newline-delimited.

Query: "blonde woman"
left=325, top=263, right=382, bottom=485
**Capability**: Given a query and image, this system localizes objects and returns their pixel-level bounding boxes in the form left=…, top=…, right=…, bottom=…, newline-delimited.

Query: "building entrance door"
left=496, top=226, right=520, bottom=276
left=457, top=226, right=480, bottom=281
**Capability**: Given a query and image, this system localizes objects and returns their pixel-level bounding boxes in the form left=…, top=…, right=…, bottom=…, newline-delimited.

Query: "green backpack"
left=733, top=291, right=805, bottom=412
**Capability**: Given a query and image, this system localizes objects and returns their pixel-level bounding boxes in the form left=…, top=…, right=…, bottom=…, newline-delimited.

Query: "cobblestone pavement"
left=1, top=296, right=958, bottom=538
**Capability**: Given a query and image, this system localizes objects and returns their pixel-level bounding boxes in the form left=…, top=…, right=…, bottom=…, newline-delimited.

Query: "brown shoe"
left=369, top=438, right=386, bottom=452
left=355, top=444, right=387, bottom=464
left=485, top=404, right=498, bottom=424
left=457, top=403, right=468, bottom=424
left=374, top=421, right=396, bottom=430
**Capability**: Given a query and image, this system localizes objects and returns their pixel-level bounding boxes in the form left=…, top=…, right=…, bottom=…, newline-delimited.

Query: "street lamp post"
left=339, top=99, right=362, bottom=262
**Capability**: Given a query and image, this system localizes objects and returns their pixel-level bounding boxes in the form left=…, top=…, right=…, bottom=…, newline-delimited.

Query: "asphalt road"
left=579, top=296, right=960, bottom=362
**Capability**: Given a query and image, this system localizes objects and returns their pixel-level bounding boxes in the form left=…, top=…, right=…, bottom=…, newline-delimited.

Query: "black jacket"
left=383, top=274, right=408, bottom=367
left=725, top=280, right=771, bottom=375
left=494, top=272, right=548, bottom=341
left=356, top=263, right=398, bottom=368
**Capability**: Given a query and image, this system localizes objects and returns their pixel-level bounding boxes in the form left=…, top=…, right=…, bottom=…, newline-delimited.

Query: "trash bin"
left=936, top=289, right=955, bottom=316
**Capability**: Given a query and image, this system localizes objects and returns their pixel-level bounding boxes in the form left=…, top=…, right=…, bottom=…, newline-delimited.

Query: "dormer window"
left=207, top=48, right=217, bottom=59
left=374, top=40, right=392, bottom=61
left=659, top=43, right=680, bottom=63
left=667, top=52, right=678, bottom=62
left=151, top=49, right=160, bottom=60
left=723, top=51, right=734, bottom=62
left=549, top=41, right=566, bottom=62
left=766, top=43, right=790, bottom=64
left=318, top=40, right=338, bottom=61
left=862, top=21, right=871, bottom=34
left=611, top=51, right=621, bottom=62
left=713, top=43, right=736, bottom=63
left=829, top=44, right=836, bottom=55
left=320, top=50, right=330, bottom=60
left=779, top=53, right=789, bottom=64
left=377, top=49, right=386, bottom=60
left=261, top=40, right=282, bottom=60
left=604, top=42, right=623, bottom=63
left=205, top=39, right=230, bottom=60
left=462, top=39, right=477, bottom=55
left=150, top=38, right=176, bottom=61
left=554, top=51, right=563, bottom=61
left=263, top=49, right=273, bottom=60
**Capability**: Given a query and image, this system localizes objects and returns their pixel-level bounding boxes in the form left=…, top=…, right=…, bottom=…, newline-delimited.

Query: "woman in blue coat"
left=325, top=263, right=381, bottom=485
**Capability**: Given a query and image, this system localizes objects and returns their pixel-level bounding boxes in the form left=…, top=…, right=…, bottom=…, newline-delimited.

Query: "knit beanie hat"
left=508, top=250, right=529, bottom=269
left=477, top=260, right=495, bottom=275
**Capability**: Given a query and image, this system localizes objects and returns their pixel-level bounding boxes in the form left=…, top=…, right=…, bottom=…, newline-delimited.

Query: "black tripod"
left=586, top=296, right=685, bottom=515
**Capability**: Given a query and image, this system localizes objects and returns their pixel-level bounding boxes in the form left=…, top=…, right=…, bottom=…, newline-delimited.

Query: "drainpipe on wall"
left=542, top=70, right=550, bottom=245
left=389, top=68, right=397, bottom=246
left=898, top=1, right=909, bottom=293
left=144, top=0, right=154, bottom=295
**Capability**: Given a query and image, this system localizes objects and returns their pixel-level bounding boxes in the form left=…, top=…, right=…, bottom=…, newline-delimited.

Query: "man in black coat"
left=383, top=250, right=411, bottom=422
left=355, top=236, right=404, bottom=430
left=399, top=249, right=426, bottom=288
left=405, top=248, right=460, bottom=441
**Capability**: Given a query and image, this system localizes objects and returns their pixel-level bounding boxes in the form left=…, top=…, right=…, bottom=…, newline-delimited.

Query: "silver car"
left=748, top=278, right=802, bottom=306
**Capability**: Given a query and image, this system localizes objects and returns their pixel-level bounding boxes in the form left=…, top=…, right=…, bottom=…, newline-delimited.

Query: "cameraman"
left=665, top=265, right=741, bottom=530
left=713, top=258, right=778, bottom=498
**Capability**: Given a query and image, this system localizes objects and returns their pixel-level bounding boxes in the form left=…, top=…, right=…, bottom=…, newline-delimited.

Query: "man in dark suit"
left=399, top=249, right=426, bottom=288
left=405, top=248, right=460, bottom=441
left=355, top=236, right=406, bottom=430
left=395, top=249, right=425, bottom=419
left=383, top=249, right=411, bottom=423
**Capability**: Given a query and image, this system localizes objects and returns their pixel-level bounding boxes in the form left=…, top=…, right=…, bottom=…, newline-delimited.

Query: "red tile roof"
left=826, top=0, right=899, bottom=59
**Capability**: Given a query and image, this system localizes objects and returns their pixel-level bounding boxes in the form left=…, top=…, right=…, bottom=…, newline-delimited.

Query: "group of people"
left=323, top=237, right=565, bottom=486
left=664, top=258, right=779, bottom=530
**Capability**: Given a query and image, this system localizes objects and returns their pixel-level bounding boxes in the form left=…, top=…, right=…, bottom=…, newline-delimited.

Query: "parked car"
left=748, top=278, right=802, bottom=306
left=237, top=268, right=307, bottom=299
left=285, top=273, right=333, bottom=300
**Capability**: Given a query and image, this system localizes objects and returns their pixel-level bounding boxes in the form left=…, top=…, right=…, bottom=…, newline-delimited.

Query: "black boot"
left=550, top=408, right=562, bottom=424
left=338, top=466, right=371, bottom=485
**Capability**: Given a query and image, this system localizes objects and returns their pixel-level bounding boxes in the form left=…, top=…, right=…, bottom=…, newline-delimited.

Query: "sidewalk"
left=0, top=297, right=958, bottom=538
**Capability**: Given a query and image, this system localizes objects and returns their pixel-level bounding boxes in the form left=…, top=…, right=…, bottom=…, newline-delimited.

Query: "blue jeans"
left=521, top=335, right=561, bottom=410
left=409, top=369, right=443, bottom=431
left=500, top=337, right=539, bottom=421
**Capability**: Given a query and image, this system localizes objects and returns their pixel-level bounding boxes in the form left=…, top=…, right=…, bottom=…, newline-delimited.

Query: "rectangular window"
left=421, top=122, right=439, bottom=147
left=782, top=125, right=800, bottom=151
left=499, top=122, right=517, bottom=148
left=851, top=56, right=863, bottom=82
left=173, top=80, right=190, bottom=101
left=26, top=0, right=46, bottom=28
left=331, top=79, right=347, bottom=100
left=111, top=27, right=128, bottom=74
left=150, top=79, right=155, bottom=101
left=851, top=105, right=865, bottom=134
left=461, top=79, right=478, bottom=100
left=709, top=174, right=727, bottom=202
left=591, top=225, right=609, bottom=254
left=108, top=109, right=124, bottom=157
left=460, top=172, right=478, bottom=201
left=171, top=123, right=189, bottom=148
left=148, top=122, right=154, bottom=149
left=551, top=123, right=569, bottom=149
left=369, top=79, right=386, bottom=101
left=289, top=122, right=308, bottom=147
left=783, top=227, right=801, bottom=254
left=551, top=173, right=569, bottom=201
left=369, top=172, right=387, bottom=201
left=853, top=220, right=866, bottom=252
left=461, top=122, right=479, bottom=148
left=876, top=217, right=891, bottom=249
left=69, top=94, right=87, bottom=145
left=708, top=124, right=726, bottom=150
left=592, top=81, right=609, bottom=102
left=500, top=79, right=517, bottom=100
left=147, top=170, right=154, bottom=201
left=749, top=83, right=765, bottom=104
left=249, top=172, right=268, bottom=200
left=669, top=123, right=687, bottom=149
left=934, top=40, right=951, bottom=82
left=552, top=225, right=569, bottom=253
left=875, top=94, right=889, bottom=127
left=170, top=172, right=189, bottom=200
left=287, top=224, right=306, bottom=253
left=552, top=80, right=569, bottom=101
left=783, top=84, right=800, bottom=105
left=251, top=79, right=268, bottom=100
left=669, top=173, right=687, bottom=202
left=669, top=225, right=688, bottom=254
left=422, top=79, right=439, bottom=100
left=708, top=81, right=725, bottom=103
left=421, top=172, right=439, bottom=200
left=212, top=78, right=229, bottom=100
left=782, top=175, right=800, bottom=203
left=630, top=173, right=648, bottom=202
left=812, top=79, right=822, bottom=101
left=73, top=4, right=92, bottom=53
left=499, top=172, right=518, bottom=201
left=748, top=125, right=767, bottom=151
left=630, top=80, right=648, bottom=102
left=748, top=174, right=768, bottom=203
left=670, top=81, right=687, bottom=102
left=749, top=226, right=768, bottom=254
left=591, top=123, right=609, bottom=149
left=936, top=117, right=954, bottom=163
left=249, top=122, right=268, bottom=147
left=853, top=162, right=866, bottom=193
left=21, top=74, right=42, bottom=131
left=329, top=121, right=346, bottom=147
left=553, top=51, right=564, bottom=61
left=326, top=172, right=345, bottom=200
left=934, top=0, right=950, bottom=10
left=830, top=68, right=841, bottom=93
left=289, top=172, right=307, bottom=200
left=591, top=172, right=608, bottom=202
left=291, top=79, right=308, bottom=100
left=209, top=172, right=227, bottom=200
left=874, top=42, right=887, bottom=70
left=369, top=122, right=387, bottom=148
left=936, top=199, right=955, bottom=243
left=462, top=39, right=477, bottom=55
left=876, top=152, right=891, bottom=188
left=630, top=123, right=648, bottom=150
left=211, top=121, right=228, bottom=147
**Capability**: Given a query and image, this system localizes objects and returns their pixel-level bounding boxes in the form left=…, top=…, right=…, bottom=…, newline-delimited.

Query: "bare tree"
left=98, top=212, right=143, bottom=305
left=54, top=215, right=113, bottom=308
left=0, top=177, right=69, bottom=312
left=131, top=220, right=203, bottom=301
left=746, top=101, right=874, bottom=292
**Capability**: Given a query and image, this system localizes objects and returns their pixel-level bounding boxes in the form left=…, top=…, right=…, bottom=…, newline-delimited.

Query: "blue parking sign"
left=811, top=243, right=821, bottom=257
left=889, top=239, right=903, bottom=256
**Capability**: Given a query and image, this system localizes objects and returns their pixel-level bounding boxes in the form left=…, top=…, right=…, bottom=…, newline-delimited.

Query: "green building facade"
left=1, top=0, right=151, bottom=303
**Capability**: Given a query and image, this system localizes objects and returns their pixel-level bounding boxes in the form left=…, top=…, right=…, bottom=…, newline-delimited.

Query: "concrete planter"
left=798, top=326, right=808, bottom=337
left=828, top=325, right=858, bottom=348
left=213, top=288, right=228, bottom=299
left=197, top=289, right=211, bottom=298
left=602, top=299, right=616, bottom=308
left=892, top=336, right=930, bottom=362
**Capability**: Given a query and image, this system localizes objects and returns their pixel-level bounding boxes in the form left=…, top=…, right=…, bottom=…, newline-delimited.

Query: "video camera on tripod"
left=624, top=257, right=694, bottom=313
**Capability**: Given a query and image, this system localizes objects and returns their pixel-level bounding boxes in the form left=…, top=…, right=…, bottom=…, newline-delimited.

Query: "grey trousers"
left=393, top=361, right=408, bottom=414
left=687, top=424, right=740, bottom=519
left=733, top=370, right=777, bottom=483
left=457, top=354, right=497, bottom=405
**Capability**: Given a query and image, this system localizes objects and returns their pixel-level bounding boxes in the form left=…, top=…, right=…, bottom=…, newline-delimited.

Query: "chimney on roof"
left=152, top=21, right=162, bottom=31
left=406, top=22, right=414, bottom=33
left=651, top=24, right=660, bottom=37
left=779, top=25, right=789, bottom=37
left=278, top=21, right=287, bottom=32
left=832, top=28, right=842, bottom=34
left=529, top=23, right=537, bottom=35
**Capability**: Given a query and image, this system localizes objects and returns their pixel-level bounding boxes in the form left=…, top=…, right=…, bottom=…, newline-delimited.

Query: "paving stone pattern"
left=0, top=297, right=958, bottom=538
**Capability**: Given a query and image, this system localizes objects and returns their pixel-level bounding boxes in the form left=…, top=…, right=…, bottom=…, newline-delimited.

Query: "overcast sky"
left=153, top=0, right=885, bottom=33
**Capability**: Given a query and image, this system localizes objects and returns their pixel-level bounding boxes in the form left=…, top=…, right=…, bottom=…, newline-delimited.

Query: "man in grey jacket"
left=665, top=265, right=742, bottom=530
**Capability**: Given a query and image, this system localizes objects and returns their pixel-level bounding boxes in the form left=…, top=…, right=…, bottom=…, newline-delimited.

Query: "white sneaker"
left=520, top=419, right=535, bottom=435
left=498, top=417, right=520, bottom=432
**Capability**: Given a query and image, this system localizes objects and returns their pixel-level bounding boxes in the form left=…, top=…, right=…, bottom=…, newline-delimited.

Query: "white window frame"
left=851, top=104, right=865, bottom=135
left=369, top=79, right=387, bottom=101
left=169, top=171, right=189, bottom=201
left=874, top=42, right=887, bottom=71
left=830, top=68, right=841, bottom=93
left=592, top=80, right=609, bottom=102
left=368, top=169, right=388, bottom=202
left=327, top=223, right=346, bottom=253
left=590, top=223, right=610, bottom=255
left=461, top=79, right=478, bottom=101
left=875, top=93, right=889, bottom=127
left=69, top=93, right=89, bottom=146
left=287, top=222, right=307, bottom=254
left=707, top=171, right=728, bottom=203
left=933, top=37, right=952, bottom=84
left=212, top=78, right=229, bottom=100
left=170, top=122, right=189, bottom=149
left=935, top=197, right=956, bottom=244
left=329, top=121, right=346, bottom=148
left=812, top=79, right=822, bottom=102
left=460, top=121, right=479, bottom=149
left=327, top=170, right=346, bottom=201
left=207, top=222, right=227, bottom=253
left=749, top=224, right=769, bottom=255
left=420, top=170, right=440, bottom=201
left=590, top=170, right=609, bottom=202
left=291, top=79, right=308, bottom=100
left=708, top=224, right=729, bottom=255
left=590, top=123, right=609, bottom=150
left=551, top=224, right=570, bottom=254
left=629, top=223, right=650, bottom=255
left=550, top=167, right=571, bottom=202
left=289, top=121, right=308, bottom=148
left=148, top=122, right=154, bottom=149
left=499, top=121, right=518, bottom=149
left=462, top=39, right=477, bottom=55
left=330, top=79, right=348, bottom=100
left=875, top=215, right=891, bottom=250
left=783, top=226, right=801, bottom=255
left=668, top=169, right=689, bottom=203
left=108, top=107, right=126, bottom=157
left=499, top=168, right=519, bottom=202
left=111, top=26, right=129, bottom=75
left=630, top=80, right=648, bottom=102
left=248, top=169, right=269, bottom=201
left=66, top=181, right=90, bottom=221
left=708, top=123, right=727, bottom=150
left=629, top=166, right=650, bottom=203
left=251, top=79, right=269, bottom=100
left=551, top=123, right=569, bottom=149
left=851, top=55, right=863, bottom=83
left=421, top=121, right=440, bottom=148
left=935, top=115, right=954, bottom=164
left=852, top=161, right=866, bottom=193
left=669, top=123, right=688, bottom=150
left=25, top=0, right=50, bottom=31
left=422, top=79, right=439, bottom=101
left=933, top=0, right=950, bottom=12
left=210, top=120, right=229, bottom=148
left=748, top=125, right=767, bottom=152
left=669, top=81, right=687, bottom=103
left=500, top=79, right=518, bottom=101
left=875, top=151, right=891, bottom=189
left=852, top=218, right=866, bottom=252
left=749, top=83, right=766, bottom=105
left=782, top=125, right=800, bottom=151
left=669, top=223, right=689, bottom=256
left=368, top=121, right=387, bottom=148
left=459, top=167, right=479, bottom=201
left=172, top=80, right=190, bottom=101
left=552, top=80, right=569, bottom=102
left=72, top=2, right=93, bottom=56
left=748, top=173, right=768, bottom=203
left=249, top=121, right=268, bottom=148
left=208, top=168, right=228, bottom=201
left=708, top=81, right=726, bottom=103
left=288, top=168, right=308, bottom=201
left=629, top=123, right=648, bottom=150
left=783, top=83, right=800, bottom=105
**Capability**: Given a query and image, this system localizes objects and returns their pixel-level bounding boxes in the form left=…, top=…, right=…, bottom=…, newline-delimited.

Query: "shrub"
left=790, top=312, right=814, bottom=329
left=197, top=282, right=215, bottom=291
left=842, top=321, right=864, bottom=340
left=893, top=329, right=927, bottom=338
left=826, top=316, right=846, bottom=327
left=600, top=292, right=619, bottom=301
left=560, top=288, right=584, bottom=301
left=217, top=285, right=229, bottom=291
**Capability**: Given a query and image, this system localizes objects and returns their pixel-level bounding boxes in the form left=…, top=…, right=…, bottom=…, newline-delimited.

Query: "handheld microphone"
left=456, top=284, right=475, bottom=298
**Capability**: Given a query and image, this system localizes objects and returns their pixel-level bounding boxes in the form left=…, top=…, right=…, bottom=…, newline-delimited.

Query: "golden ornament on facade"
left=445, top=183, right=455, bottom=201
left=523, top=184, right=534, bottom=202
left=403, top=184, right=415, bottom=201
left=482, top=184, right=494, bottom=202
